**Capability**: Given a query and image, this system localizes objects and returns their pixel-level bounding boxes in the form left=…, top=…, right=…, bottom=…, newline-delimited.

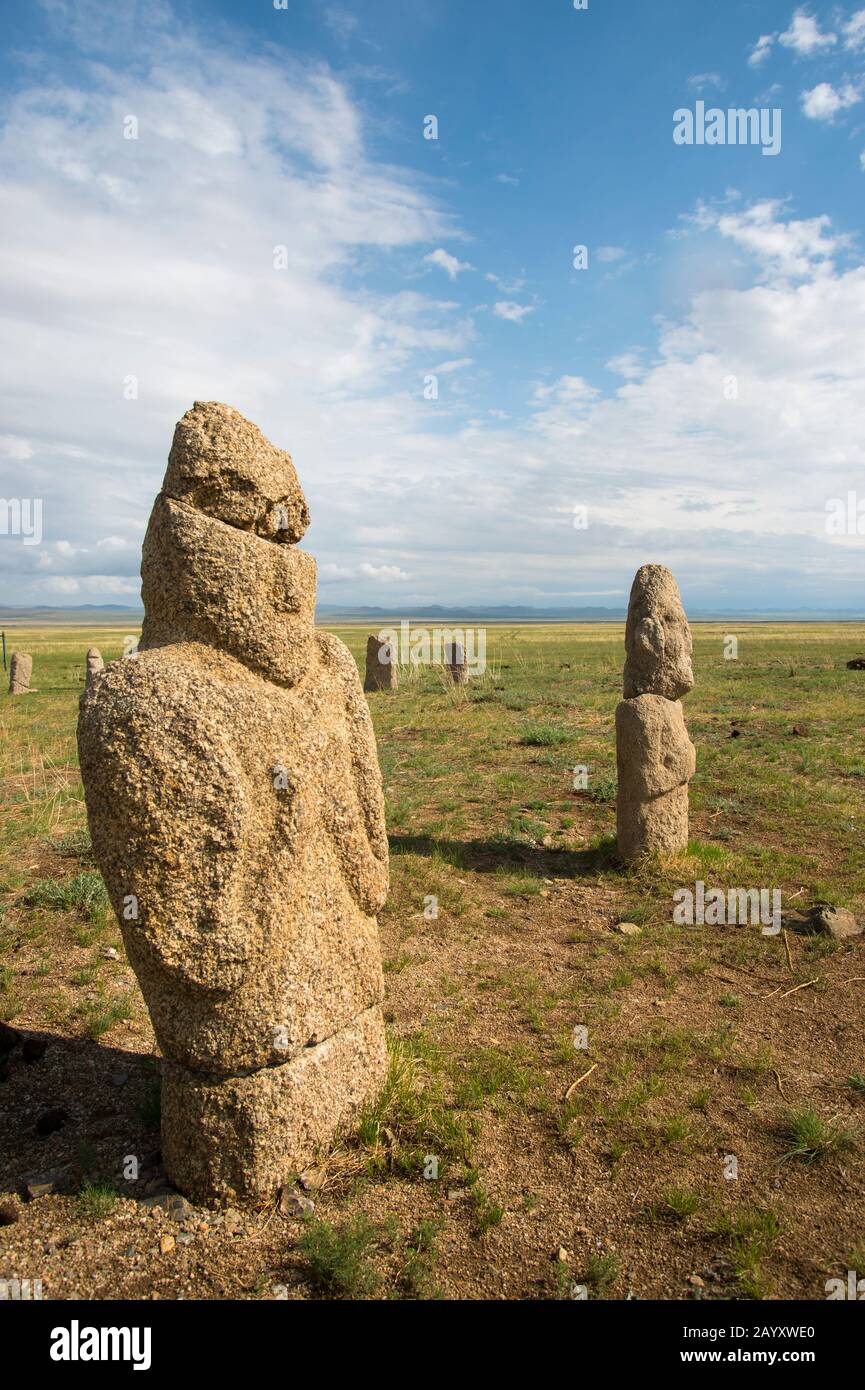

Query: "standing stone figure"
left=364, top=632, right=397, bottom=691
left=445, top=640, right=467, bottom=684
left=85, top=647, right=104, bottom=688
left=8, top=652, right=32, bottom=695
left=615, top=565, right=695, bottom=863
left=78, top=402, right=389, bottom=1205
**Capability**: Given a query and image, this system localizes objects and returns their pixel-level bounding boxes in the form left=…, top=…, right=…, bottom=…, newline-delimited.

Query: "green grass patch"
left=296, top=1214, right=386, bottom=1298
left=520, top=723, right=571, bottom=747
left=23, top=870, right=108, bottom=922
left=709, top=1207, right=780, bottom=1299
left=357, top=1036, right=471, bottom=1177
left=779, top=1106, right=854, bottom=1164
left=76, top=1180, right=118, bottom=1220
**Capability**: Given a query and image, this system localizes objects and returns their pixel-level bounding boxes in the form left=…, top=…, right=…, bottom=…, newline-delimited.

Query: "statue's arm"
left=77, top=661, right=258, bottom=990
left=315, top=632, right=389, bottom=915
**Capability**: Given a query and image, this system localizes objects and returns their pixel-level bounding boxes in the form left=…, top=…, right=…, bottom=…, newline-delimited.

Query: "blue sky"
left=1, top=0, right=864, bottom=609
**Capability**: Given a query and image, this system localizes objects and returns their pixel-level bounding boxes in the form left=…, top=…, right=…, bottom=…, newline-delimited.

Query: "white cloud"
left=495, top=173, right=519, bottom=186
left=532, top=376, right=597, bottom=404
left=290, top=558, right=411, bottom=584
left=37, top=574, right=142, bottom=595
left=606, top=352, right=644, bottom=380
left=318, top=562, right=354, bottom=580
left=485, top=271, right=525, bottom=293
left=39, top=576, right=80, bottom=594
left=424, top=248, right=473, bottom=280
left=750, top=11, right=839, bottom=67
left=844, top=8, right=865, bottom=49
left=358, top=562, right=409, bottom=581
left=530, top=376, right=600, bottom=439
left=0, top=435, right=34, bottom=460
left=801, top=81, right=861, bottom=119
left=0, top=2, right=470, bottom=605
left=779, top=8, right=837, bottom=55
left=492, top=301, right=534, bottom=323
left=690, top=198, right=848, bottom=282
left=147, top=88, right=243, bottom=157
left=431, top=357, right=473, bottom=373
left=748, top=33, right=776, bottom=66
left=687, top=73, right=726, bottom=92
left=596, top=246, right=626, bottom=263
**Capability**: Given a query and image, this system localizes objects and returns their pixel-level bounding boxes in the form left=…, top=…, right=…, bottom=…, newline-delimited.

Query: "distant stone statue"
left=364, top=632, right=397, bottom=691
left=78, top=402, right=389, bottom=1205
left=85, top=648, right=104, bottom=688
left=9, top=652, right=32, bottom=695
left=616, top=565, right=695, bottom=863
left=445, top=639, right=467, bottom=684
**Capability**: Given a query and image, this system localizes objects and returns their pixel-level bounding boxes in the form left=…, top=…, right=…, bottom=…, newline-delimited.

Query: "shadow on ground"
left=0, top=1025, right=163, bottom=1204
left=389, top=832, right=620, bottom=877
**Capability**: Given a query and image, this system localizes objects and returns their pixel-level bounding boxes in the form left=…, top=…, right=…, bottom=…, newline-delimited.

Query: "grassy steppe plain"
left=0, top=621, right=863, bottom=1300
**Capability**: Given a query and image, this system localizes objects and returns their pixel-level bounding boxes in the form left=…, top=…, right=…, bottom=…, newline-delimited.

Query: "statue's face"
left=141, top=497, right=316, bottom=685
left=624, top=566, right=693, bottom=699
left=206, top=527, right=317, bottom=679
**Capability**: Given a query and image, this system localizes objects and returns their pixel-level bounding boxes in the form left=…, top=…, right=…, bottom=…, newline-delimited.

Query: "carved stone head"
left=623, top=564, right=693, bottom=700
left=163, top=401, right=309, bottom=543
left=140, top=402, right=315, bottom=685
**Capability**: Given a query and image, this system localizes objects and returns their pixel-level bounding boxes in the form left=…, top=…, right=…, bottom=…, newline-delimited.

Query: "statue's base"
left=161, top=1005, right=388, bottom=1205
left=364, top=669, right=398, bottom=691
left=616, top=787, right=689, bottom=864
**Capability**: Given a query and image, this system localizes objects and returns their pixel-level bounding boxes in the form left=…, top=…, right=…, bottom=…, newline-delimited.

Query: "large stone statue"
left=615, top=565, right=695, bottom=863
left=78, top=402, right=389, bottom=1205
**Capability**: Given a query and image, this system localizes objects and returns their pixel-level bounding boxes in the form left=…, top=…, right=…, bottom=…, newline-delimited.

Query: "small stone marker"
left=445, top=640, right=467, bottom=684
left=363, top=632, right=397, bottom=691
left=9, top=652, right=32, bottom=695
left=85, top=648, right=104, bottom=688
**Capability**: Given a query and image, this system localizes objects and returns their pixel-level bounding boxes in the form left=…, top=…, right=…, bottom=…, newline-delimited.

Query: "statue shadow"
left=389, top=832, right=620, bottom=879
left=0, top=1026, right=166, bottom=1205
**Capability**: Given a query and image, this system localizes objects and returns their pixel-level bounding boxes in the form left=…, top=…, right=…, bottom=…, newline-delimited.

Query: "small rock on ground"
left=785, top=904, right=862, bottom=940
left=279, top=1189, right=315, bottom=1217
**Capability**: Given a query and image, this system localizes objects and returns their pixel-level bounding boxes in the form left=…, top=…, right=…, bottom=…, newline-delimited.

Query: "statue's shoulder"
left=313, top=630, right=367, bottom=693
left=616, top=692, right=683, bottom=723
left=314, top=629, right=355, bottom=669
left=78, top=643, right=250, bottom=759
left=85, top=641, right=243, bottom=699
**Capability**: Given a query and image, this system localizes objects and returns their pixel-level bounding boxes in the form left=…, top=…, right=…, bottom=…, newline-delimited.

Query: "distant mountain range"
left=0, top=605, right=146, bottom=624
left=316, top=604, right=865, bottom=623
left=318, top=604, right=629, bottom=621
left=1, top=603, right=864, bottom=625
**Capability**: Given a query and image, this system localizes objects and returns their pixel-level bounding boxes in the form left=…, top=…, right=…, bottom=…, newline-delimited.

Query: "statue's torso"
left=78, top=635, right=387, bottom=1076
